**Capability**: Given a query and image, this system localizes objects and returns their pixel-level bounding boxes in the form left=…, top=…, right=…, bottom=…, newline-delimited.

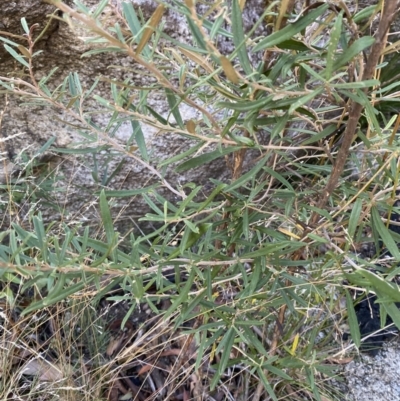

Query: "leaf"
left=179, top=223, right=211, bottom=256
left=353, top=5, right=377, bottom=23
left=216, top=327, right=236, bottom=376
left=176, top=146, right=241, bottom=172
left=376, top=292, right=400, bottom=331
left=224, top=155, right=268, bottom=192
left=179, top=47, right=214, bottom=73
left=217, top=95, right=273, bottom=112
left=136, top=4, right=165, bottom=55
left=92, top=0, right=109, bottom=18
left=101, top=184, right=158, bottom=197
left=21, top=280, right=88, bottom=316
left=333, top=36, right=375, bottom=70
left=288, top=88, right=324, bottom=115
left=231, top=0, right=252, bottom=75
left=4, top=44, right=29, bottom=68
left=164, top=268, right=196, bottom=319
left=276, top=39, right=314, bottom=51
left=371, top=206, right=400, bottom=260
left=220, top=56, right=239, bottom=84
left=20, top=17, right=30, bottom=35
left=345, top=289, right=361, bottom=348
left=263, top=166, right=294, bottom=191
left=253, top=4, right=329, bottom=51
left=348, top=199, right=362, bottom=239
left=290, top=333, right=300, bottom=355
left=325, top=12, right=343, bottom=80
left=186, top=13, right=208, bottom=51
left=186, top=119, right=196, bottom=134
left=165, top=88, right=184, bottom=128
left=130, top=119, right=149, bottom=161
left=331, top=79, right=380, bottom=89
left=300, top=124, right=337, bottom=145
left=256, top=367, right=279, bottom=401
left=174, top=187, right=202, bottom=218
left=347, top=269, right=400, bottom=302
left=21, top=360, right=64, bottom=382
left=99, top=190, right=117, bottom=259
left=244, top=241, right=307, bottom=258
left=159, top=142, right=203, bottom=167
left=17, top=45, right=30, bottom=59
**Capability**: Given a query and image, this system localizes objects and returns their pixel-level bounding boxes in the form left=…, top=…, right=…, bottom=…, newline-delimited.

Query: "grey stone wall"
left=0, top=0, right=269, bottom=234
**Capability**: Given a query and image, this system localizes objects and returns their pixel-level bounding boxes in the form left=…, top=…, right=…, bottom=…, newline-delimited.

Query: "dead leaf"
left=21, top=359, right=64, bottom=382
left=220, top=56, right=239, bottom=84
left=106, top=334, right=126, bottom=356
left=325, top=356, right=354, bottom=364
left=186, top=120, right=196, bottom=134
left=136, top=4, right=165, bottom=55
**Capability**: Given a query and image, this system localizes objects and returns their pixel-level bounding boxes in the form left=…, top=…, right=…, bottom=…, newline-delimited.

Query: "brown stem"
left=311, top=0, right=400, bottom=225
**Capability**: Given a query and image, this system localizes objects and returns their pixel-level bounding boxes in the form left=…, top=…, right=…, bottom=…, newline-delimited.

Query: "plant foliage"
left=1, top=0, right=400, bottom=400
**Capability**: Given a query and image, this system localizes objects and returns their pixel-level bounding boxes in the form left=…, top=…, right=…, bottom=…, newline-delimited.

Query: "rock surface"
left=344, top=344, right=400, bottom=401
left=0, top=0, right=268, bottom=233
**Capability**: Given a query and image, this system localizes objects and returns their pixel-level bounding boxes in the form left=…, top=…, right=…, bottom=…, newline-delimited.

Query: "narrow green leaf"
left=164, top=268, right=196, bottom=319
left=346, top=289, right=361, bottom=348
left=263, top=364, right=292, bottom=380
left=371, top=206, right=400, bottom=260
left=348, top=199, right=362, bottom=239
left=325, top=12, right=343, bottom=79
left=300, top=124, right=337, bottom=145
left=159, top=143, right=203, bottom=167
left=4, top=44, right=29, bottom=68
left=145, top=105, right=168, bottom=125
left=92, top=0, right=109, bottom=18
left=165, top=89, right=184, bottom=129
left=21, top=18, right=30, bottom=35
left=174, top=187, right=201, bottom=217
left=122, top=1, right=141, bottom=38
left=99, top=190, right=118, bottom=262
left=101, top=185, right=158, bottom=197
left=179, top=223, right=211, bottom=256
left=217, top=95, right=273, bottom=112
left=217, top=327, right=235, bottom=376
left=231, top=0, right=253, bottom=75
left=244, top=241, right=307, bottom=258
left=196, top=183, right=225, bottom=213
left=176, top=146, right=241, bottom=172
left=99, top=190, right=114, bottom=242
left=186, top=16, right=208, bottom=51
left=270, top=112, right=289, bottom=140
left=224, top=155, right=268, bottom=192
left=349, top=269, right=400, bottom=302
left=288, top=88, right=324, bottom=115
left=353, top=5, right=377, bottom=23
left=253, top=4, right=329, bottom=51
left=241, top=326, right=269, bottom=357
left=256, top=367, right=279, bottom=401
left=263, top=166, right=294, bottom=191
left=376, top=291, right=400, bottom=331
left=306, top=233, right=328, bottom=243
left=276, top=39, right=314, bottom=51
left=130, top=119, right=149, bottom=161
left=331, top=79, right=380, bottom=89
left=333, top=36, right=375, bottom=70
left=21, top=279, right=89, bottom=316
left=300, top=62, right=326, bottom=83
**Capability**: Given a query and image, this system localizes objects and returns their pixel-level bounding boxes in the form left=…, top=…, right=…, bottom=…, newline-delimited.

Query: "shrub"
left=0, top=1, right=400, bottom=400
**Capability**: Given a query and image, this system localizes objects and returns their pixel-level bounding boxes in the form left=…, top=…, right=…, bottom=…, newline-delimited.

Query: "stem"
left=311, top=0, right=399, bottom=225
